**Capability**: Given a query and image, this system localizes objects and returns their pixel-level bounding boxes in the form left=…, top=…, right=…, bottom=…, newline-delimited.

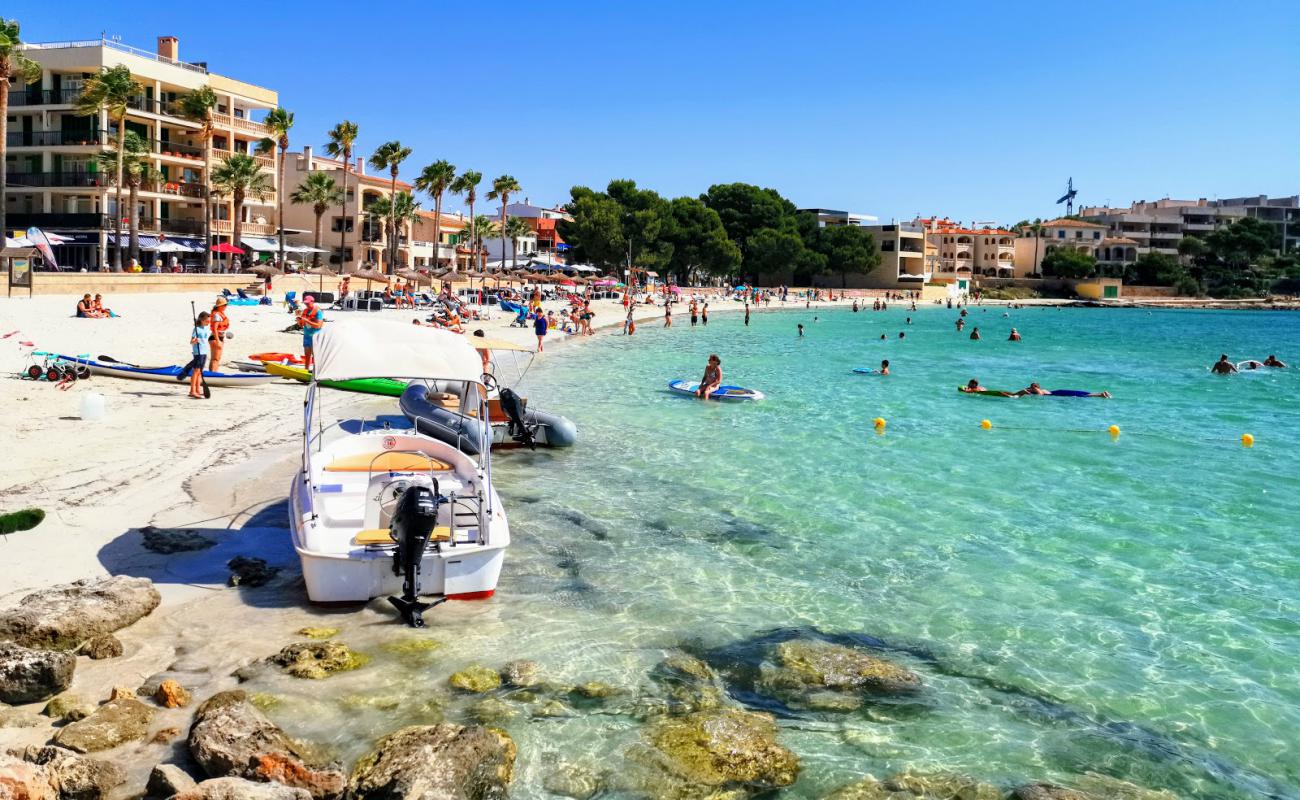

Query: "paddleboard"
left=668, top=380, right=765, bottom=401
left=852, top=368, right=883, bottom=375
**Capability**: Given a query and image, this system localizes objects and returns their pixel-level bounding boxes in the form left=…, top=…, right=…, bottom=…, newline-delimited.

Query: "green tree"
left=368, top=140, right=413, bottom=271
left=1041, top=248, right=1096, bottom=279
left=558, top=186, right=626, bottom=269
left=290, top=171, right=343, bottom=268
left=664, top=196, right=740, bottom=282
left=210, top=154, right=273, bottom=264
left=0, top=19, right=43, bottom=252
left=178, top=86, right=218, bottom=271
left=608, top=179, right=674, bottom=274
left=701, top=182, right=802, bottom=262
left=503, top=216, right=533, bottom=271
left=1177, top=235, right=1206, bottom=263
left=256, top=107, right=294, bottom=266
left=324, top=120, right=359, bottom=269
left=813, top=224, right=881, bottom=287
left=450, top=170, right=482, bottom=269
left=1203, top=217, right=1277, bottom=269
left=470, top=214, right=499, bottom=261
left=368, top=191, right=421, bottom=268
left=745, top=228, right=822, bottom=281
left=97, top=130, right=156, bottom=267
left=76, top=64, right=141, bottom=270
left=487, top=175, right=521, bottom=265
left=413, top=160, right=456, bottom=269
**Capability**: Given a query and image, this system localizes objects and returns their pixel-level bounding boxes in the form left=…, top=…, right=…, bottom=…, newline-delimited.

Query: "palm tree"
left=503, top=216, right=532, bottom=272
left=471, top=215, right=499, bottom=263
left=325, top=120, right=359, bottom=270
left=210, top=154, right=272, bottom=267
left=178, top=85, right=218, bottom=271
left=98, top=131, right=155, bottom=267
left=0, top=19, right=42, bottom=249
left=413, top=160, right=456, bottom=270
left=1028, top=219, right=1044, bottom=276
left=256, top=107, right=294, bottom=268
left=487, top=175, right=521, bottom=268
left=369, top=191, right=422, bottom=270
left=75, top=64, right=140, bottom=271
left=368, top=140, right=413, bottom=272
left=290, top=172, right=343, bottom=269
left=450, top=170, right=482, bottom=270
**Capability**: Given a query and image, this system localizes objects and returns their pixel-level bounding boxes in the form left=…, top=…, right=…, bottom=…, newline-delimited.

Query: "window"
left=1057, top=230, right=1065, bottom=239
left=1093, top=231, right=1101, bottom=239
left=330, top=217, right=355, bottom=233
left=881, top=240, right=895, bottom=251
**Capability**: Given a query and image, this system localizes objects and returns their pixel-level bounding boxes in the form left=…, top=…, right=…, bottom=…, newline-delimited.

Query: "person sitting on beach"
left=76, top=294, right=96, bottom=318
left=1210, top=354, right=1238, bottom=374
left=1263, top=354, right=1287, bottom=368
left=1008, top=328, right=1021, bottom=341
left=697, top=354, right=722, bottom=400
left=970, top=327, right=981, bottom=340
left=92, top=294, right=115, bottom=318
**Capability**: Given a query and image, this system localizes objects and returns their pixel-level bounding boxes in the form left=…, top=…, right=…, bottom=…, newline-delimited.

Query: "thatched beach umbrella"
left=352, top=267, right=389, bottom=294
left=398, top=269, right=432, bottom=287
left=251, top=264, right=283, bottom=278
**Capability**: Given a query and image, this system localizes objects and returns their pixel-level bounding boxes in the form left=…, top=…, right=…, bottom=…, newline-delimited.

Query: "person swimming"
left=1210, top=354, right=1238, bottom=374
left=969, top=327, right=981, bottom=340
left=1014, top=381, right=1111, bottom=398
left=797, top=323, right=804, bottom=337
left=898, top=332, right=905, bottom=339
left=1263, top=354, right=1288, bottom=368
left=1008, top=328, right=1021, bottom=341
left=879, top=359, right=890, bottom=375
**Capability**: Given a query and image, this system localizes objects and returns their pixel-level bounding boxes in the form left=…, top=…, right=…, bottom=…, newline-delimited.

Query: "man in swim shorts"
left=1210, top=354, right=1237, bottom=374
left=299, top=295, right=325, bottom=369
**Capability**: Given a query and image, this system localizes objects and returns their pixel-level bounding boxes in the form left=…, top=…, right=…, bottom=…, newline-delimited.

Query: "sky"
left=11, top=0, right=1300, bottom=224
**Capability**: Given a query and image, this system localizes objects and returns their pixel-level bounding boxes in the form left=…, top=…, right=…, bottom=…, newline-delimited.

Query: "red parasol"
left=211, top=242, right=246, bottom=254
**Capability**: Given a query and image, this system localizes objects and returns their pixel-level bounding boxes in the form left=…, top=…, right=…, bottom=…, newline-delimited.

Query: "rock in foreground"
left=826, top=772, right=1003, bottom=800
left=19, top=746, right=127, bottom=800
left=0, top=577, right=160, bottom=651
left=187, top=690, right=345, bottom=798
left=266, top=642, right=367, bottom=680
left=176, top=777, right=314, bottom=800
left=0, top=642, right=75, bottom=704
left=757, top=639, right=921, bottom=708
left=635, top=708, right=799, bottom=795
left=348, top=724, right=516, bottom=800
left=53, top=697, right=155, bottom=753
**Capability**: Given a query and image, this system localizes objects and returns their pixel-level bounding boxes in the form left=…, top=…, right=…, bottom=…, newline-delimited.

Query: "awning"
left=314, top=319, right=483, bottom=383
left=242, top=237, right=281, bottom=251
left=288, top=244, right=330, bottom=254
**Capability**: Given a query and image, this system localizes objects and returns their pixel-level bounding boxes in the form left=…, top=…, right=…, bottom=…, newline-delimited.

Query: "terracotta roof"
left=1101, top=237, right=1139, bottom=246
left=1045, top=218, right=1106, bottom=229
left=415, top=210, right=466, bottom=229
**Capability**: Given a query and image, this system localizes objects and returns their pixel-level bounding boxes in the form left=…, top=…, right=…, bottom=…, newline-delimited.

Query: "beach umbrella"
left=211, top=242, right=245, bottom=254
left=398, top=269, right=433, bottom=286
left=251, top=265, right=283, bottom=277
left=351, top=267, right=389, bottom=294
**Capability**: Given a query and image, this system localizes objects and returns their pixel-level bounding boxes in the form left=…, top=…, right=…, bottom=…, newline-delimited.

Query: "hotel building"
left=483, top=201, right=574, bottom=264
left=5, top=35, right=278, bottom=268
left=1013, top=218, right=1108, bottom=275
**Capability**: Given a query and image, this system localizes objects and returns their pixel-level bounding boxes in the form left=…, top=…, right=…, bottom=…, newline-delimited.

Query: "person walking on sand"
left=534, top=308, right=549, bottom=352
left=183, top=311, right=211, bottom=399
left=696, top=354, right=723, bottom=399
left=299, top=295, right=325, bottom=369
left=209, top=296, right=230, bottom=368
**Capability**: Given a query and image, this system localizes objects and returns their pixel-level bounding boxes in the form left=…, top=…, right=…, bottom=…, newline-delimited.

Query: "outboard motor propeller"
left=387, top=484, right=446, bottom=627
left=499, top=387, right=536, bottom=450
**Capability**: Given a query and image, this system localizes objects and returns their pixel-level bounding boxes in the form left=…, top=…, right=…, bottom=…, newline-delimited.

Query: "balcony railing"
left=157, top=218, right=206, bottom=235
left=211, top=112, right=268, bottom=136
left=212, top=219, right=277, bottom=236
left=156, top=140, right=205, bottom=159
left=126, top=94, right=187, bottom=118
left=7, top=88, right=80, bottom=106
left=7, top=172, right=109, bottom=188
left=211, top=147, right=275, bottom=169
left=6, top=130, right=109, bottom=147
left=4, top=212, right=110, bottom=230
left=150, top=181, right=207, bottom=198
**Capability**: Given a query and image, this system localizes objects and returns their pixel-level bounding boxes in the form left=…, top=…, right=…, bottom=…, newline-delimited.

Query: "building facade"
left=1013, top=218, right=1108, bottom=275
left=483, top=202, right=573, bottom=263
left=5, top=35, right=278, bottom=268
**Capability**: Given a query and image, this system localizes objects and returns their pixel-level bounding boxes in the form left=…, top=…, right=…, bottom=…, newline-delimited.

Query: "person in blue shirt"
left=183, top=311, right=211, bottom=399
left=533, top=309, right=549, bottom=352
left=299, top=295, right=325, bottom=368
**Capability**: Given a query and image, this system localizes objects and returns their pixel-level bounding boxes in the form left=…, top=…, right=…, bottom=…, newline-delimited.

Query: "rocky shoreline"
left=1, top=577, right=1189, bottom=800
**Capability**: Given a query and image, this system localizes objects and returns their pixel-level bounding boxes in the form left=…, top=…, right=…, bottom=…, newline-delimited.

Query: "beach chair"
left=236, top=288, right=250, bottom=300
left=221, top=288, right=234, bottom=298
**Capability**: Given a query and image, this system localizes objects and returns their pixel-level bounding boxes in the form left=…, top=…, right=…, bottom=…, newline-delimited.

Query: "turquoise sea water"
left=484, top=304, right=1300, bottom=798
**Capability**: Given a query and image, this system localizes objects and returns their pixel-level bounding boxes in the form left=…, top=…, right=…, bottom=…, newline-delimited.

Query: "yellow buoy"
left=980, top=419, right=992, bottom=430
left=873, top=417, right=886, bottom=428
left=1241, top=433, right=1254, bottom=447
left=1108, top=424, right=1121, bottom=437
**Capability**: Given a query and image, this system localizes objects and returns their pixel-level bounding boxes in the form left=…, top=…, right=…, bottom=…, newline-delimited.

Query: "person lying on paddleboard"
left=1014, top=382, right=1111, bottom=398
left=697, top=354, right=723, bottom=399
left=1210, top=354, right=1238, bottom=374
left=960, top=379, right=1011, bottom=397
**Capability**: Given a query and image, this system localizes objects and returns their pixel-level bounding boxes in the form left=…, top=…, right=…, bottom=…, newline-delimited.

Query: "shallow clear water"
left=260, top=305, right=1300, bottom=798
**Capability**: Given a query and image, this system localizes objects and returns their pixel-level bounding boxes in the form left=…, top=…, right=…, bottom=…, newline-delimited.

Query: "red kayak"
left=249, top=352, right=303, bottom=365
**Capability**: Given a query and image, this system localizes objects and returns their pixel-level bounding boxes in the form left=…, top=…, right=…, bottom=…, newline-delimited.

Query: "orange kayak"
left=249, top=352, right=303, bottom=365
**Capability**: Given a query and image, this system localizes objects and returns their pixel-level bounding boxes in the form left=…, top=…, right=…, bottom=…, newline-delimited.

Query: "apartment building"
left=921, top=218, right=1017, bottom=280
left=5, top=35, right=278, bottom=268
left=483, top=201, right=573, bottom=263
left=800, top=208, right=879, bottom=228
left=859, top=222, right=929, bottom=287
left=1013, top=218, right=1108, bottom=275
left=1077, top=200, right=1247, bottom=267
left=410, top=210, right=469, bottom=270
left=1208, top=195, right=1299, bottom=251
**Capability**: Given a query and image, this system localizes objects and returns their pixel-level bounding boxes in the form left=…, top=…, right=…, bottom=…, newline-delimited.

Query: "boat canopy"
left=314, top=319, right=484, bottom=383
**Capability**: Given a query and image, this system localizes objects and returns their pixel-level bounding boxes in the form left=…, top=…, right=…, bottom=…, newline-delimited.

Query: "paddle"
left=189, top=301, right=212, bottom=399
left=96, top=354, right=143, bottom=369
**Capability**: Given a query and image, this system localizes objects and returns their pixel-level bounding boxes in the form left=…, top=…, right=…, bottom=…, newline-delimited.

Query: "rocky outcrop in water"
left=53, top=697, right=155, bottom=753
left=187, top=690, right=345, bottom=799
left=759, top=639, right=921, bottom=703
left=148, top=764, right=199, bottom=798
left=43, top=692, right=96, bottom=723
left=81, top=635, right=123, bottom=660
left=176, top=777, right=314, bottom=800
left=498, top=661, right=539, bottom=688
left=1012, top=775, right=1180, bottom=800
left=12, top=745, right=127, bottom=800
left=264, top=642, right=367, bottom=680
left=825, top=772, right=1002, bottom=799
left=0, top=577, right=160, bottom=651
left=141, top=525, right=217, bottom=554
left=448, top=666, right=501, bottom=693
left=0, top=642, right=75, bottom=704
left=648, top=653, right=727, bottom=713
left=541, top=764, right=601, bottom=800
left=228, top=557, right=280, bottom=587
left=346, top=724, right=516, bottom=800
left=630, top=708, right=800, bottom=797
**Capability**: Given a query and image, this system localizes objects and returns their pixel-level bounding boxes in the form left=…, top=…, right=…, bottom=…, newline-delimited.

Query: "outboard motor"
left=498, top=387, right=536, bottom=450
left=387, top=484, right=446, bottom=627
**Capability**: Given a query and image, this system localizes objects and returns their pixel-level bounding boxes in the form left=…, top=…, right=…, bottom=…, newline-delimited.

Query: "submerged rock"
left=0, top=642, right=75, bottom=704
left=176, top=777, right=314, bottom=800
left=467, top=698, right=518, bottom=725
left=1011, top=776, right=1179, bottom=800
left=81, top=635, right=123, bottom=660
left=147, top=764, right=199, bottom=798
left=21, top=746, right=126, bottom=800
left=649, top=652, right=728, bottom=714
left=53, top=697, right=155, bottom=753
left=141, top=525, right=217, bottom=554
left=633, top=708, right=800, bottom=795
left=449, top=665, right=501, bottom=693
left=542, top=763, right=601, bottom=800
left=347, top=724, right=516, bottom=800
left=0, top=576, right=160, bottom=651
left=825, top=772, right=1002, bottom=800
left=228, top=557, right=280, bottom=588
left=499, top=660, right=539, bottom=688
left=295, top=628, right=340, bottom=640
left=755, top=639, right=920, bottom=709
left=570, top=681, right=621, bottom=700
left=267, top=642, right=367, bottom=679
left=188, top=691, right=345, bottom=798
left=1012, top=786, right=1090, bottom=800
left=43, top=692, right=96, bottom=723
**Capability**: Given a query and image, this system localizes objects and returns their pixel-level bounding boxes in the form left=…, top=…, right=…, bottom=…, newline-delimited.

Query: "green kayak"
left=264, top=362, right=407, bottom=397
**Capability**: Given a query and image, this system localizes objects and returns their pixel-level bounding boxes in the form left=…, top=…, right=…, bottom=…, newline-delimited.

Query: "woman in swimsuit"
left=697, top=354, right=722, bottom=400
left=209, top=297, right=230, bottom=368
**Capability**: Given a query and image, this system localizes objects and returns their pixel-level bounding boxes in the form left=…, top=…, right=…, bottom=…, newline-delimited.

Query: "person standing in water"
left=970, top=327, right=981, bottom=340
left=797, top=323, right=804, bottom=337
left=664, top=301, right=673, bottom=328
left=1008, top=328, right=1021, bottom=341
left=1210, top=354, right=1237, bottom=374
left=697, top=354, right=723, bottom=400
left=690, top=300, right=699, bottom=327
left=702, top=303, right=710, bottom=325
left=879, top=359, right=890, bottom=375
left=744, top=303, right=750, bottom=326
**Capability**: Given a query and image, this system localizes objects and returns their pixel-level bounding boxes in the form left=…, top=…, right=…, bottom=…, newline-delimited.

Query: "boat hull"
left=54, top=355, right=277, bottom=387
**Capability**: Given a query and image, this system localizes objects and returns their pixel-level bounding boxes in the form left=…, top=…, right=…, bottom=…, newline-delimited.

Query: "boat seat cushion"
left=325, top=452, right=452, bottom=472
left=354, top=526, right=452, bottom=545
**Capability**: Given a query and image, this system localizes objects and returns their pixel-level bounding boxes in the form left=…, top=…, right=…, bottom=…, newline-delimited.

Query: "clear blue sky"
left=12, top=0, right=1299, bottom=224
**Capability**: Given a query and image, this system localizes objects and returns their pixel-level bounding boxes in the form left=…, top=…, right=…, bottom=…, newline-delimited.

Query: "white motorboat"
left=288, top=319, right=510, bottom=626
